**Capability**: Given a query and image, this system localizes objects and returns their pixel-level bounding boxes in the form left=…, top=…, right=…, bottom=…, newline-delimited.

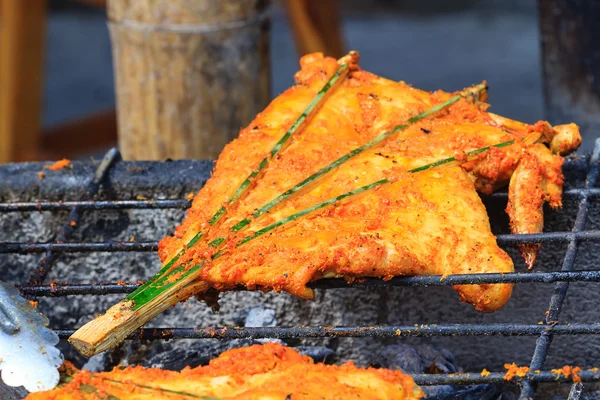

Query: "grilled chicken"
left=158, top=53, right=580, bottom=312
left=69, top=52, right=581, bottom=359
left=26, top=343, right=423, bottom=400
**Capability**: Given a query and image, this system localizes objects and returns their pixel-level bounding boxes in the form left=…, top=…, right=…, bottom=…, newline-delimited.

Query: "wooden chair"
left=0, top=0, right=345, bottom=162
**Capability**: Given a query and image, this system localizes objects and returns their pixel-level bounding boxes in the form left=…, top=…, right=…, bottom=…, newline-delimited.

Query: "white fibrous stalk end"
left=0, top=282, right=63, bottom=393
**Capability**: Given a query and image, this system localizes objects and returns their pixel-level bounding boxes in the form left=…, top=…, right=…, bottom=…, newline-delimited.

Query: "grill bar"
left=25, top=149, right=120, bottom=288
left=53, top=323, right=600, bottom=340
left=3, top=230, right=599, bottom=254
left=1, top=188, right=598, bottom=213
left=3, top=147, right=600, bottom=397
left=0, top=199, right=190, bottom=212
left=412, top=369, right=600, bottom=385
left=520, top=145, right=600, bottom=399
left=20, top=270, right=600, bottom=296
left=1, top=241, right=159, bottom=253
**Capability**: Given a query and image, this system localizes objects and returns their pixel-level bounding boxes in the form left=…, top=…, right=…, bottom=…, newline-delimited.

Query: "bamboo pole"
left=107, top=0, right=271, bottom=160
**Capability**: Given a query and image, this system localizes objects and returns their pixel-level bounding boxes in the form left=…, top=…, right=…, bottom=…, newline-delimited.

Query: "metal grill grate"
left=2, top=143, right=600, bottom=399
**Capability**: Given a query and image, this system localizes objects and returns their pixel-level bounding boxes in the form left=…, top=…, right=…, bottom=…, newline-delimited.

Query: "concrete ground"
left=43, top=0, right=567, bottom=147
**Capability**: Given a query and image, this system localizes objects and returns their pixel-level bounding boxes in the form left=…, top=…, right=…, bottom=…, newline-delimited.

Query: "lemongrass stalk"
left=126, top=61, right=351, bottom=303
left=181, top=84, right=487, bottom=252
left=213, top=83, right=488, bottom=237
left=130, top=83, right=488, bottom=309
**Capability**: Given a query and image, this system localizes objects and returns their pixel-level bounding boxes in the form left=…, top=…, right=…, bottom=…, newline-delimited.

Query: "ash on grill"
left=1, top=142, right=600, bottom=399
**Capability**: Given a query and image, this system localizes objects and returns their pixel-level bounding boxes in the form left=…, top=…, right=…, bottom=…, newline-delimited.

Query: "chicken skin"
left=27, top=344, right=423, bottom=400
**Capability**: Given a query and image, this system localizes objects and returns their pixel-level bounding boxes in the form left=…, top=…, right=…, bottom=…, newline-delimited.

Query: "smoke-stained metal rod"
left=0, top=199, right=190, bottom=212
left=55, top=322, right=600, bottom=340
left=20, top=270, right=600, bottom=296
left=4, top=230, right=600, bottom=254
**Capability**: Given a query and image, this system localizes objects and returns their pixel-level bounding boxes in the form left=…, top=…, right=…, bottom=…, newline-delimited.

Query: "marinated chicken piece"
left=26, top=343, right=423, bottom=400
left=159, top=53, right=579, bottom=311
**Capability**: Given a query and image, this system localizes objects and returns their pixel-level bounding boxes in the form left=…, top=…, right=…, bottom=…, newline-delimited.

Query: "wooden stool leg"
left=0, top=0, right=47, bottom=162
left=284, top=0, right=345, bottom=58
left=305, top=0, right=345, bottom=58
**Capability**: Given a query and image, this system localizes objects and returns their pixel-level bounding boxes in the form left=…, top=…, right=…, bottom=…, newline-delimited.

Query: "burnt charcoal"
left=233, top=305, right=335, bottom=363
left=425, top=383, right=504, bottom=400
left=372, top=344, right=506, bottom=400
left=372, top=344, right=455, bottom=374
left=293, top=346, right=335, bottom=364
left=414, top=345, right=457, bottom=374
left=83, top=339, right=258, bottom=372
left=195, top=288, right=221, bottom=313
left=141, top=340, right=257, bottom=370
left=371, top=344, right=423, bottom=373
left=83, top=305, right=284, bottom=373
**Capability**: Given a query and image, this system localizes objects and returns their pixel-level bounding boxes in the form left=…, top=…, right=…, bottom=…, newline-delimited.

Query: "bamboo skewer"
left=69, top=82, right=489, bottom=357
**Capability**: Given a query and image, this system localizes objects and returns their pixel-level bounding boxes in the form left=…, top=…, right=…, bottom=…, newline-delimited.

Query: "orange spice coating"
left=44, top=158, right=71, bottom=171
left=154, top=52, right=580, bottom=313
left=504, top=363, right=530, bottom=381
left=26, top=343, right=423, bottom=399
left=551, top=365, right=583, bottom=383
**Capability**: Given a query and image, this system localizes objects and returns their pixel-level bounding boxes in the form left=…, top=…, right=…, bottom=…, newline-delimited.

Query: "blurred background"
left=0, top=0, right=596, bottom=162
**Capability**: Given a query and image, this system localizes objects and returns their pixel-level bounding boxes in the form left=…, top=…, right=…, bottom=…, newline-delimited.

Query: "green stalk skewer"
left=130, top=83, right=487, bottom=307
left=130, top=83, right=486, bottom=307
left=207, top=83, right=488, bottom=241
left=130, top=138, right=516, bottom=310
left=126, top=62, right=350, bottom=302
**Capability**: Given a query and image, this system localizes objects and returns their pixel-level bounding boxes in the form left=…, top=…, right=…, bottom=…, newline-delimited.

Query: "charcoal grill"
left=1, top=141, right=600, bottom=400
